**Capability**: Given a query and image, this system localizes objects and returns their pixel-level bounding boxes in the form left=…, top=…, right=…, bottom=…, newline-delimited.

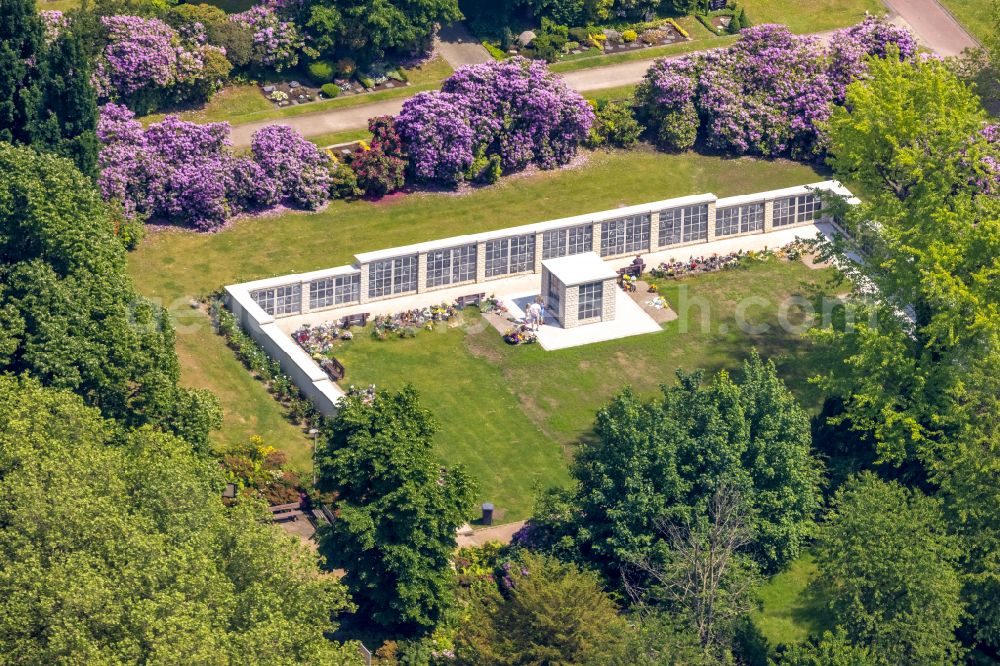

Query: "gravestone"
left=708, top=0, right=727, bottom=9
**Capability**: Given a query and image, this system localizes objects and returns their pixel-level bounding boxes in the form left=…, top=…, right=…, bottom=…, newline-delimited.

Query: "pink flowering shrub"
left=396, top=58, right=594, bottom=187
left=95, top=15, right=228, bottom=110
left=250, top=125, right=331, bottom=209
left=39, top=10, right=67, bottom=43
left=636, top=17, right=916, bottom=158
left=97, top=105, right=324, bottom=230
left=230, top=5, right=302, bottom=71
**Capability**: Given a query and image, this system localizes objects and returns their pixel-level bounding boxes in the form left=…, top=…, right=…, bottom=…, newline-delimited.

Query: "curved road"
left=230, top=4, right=978, bottom=147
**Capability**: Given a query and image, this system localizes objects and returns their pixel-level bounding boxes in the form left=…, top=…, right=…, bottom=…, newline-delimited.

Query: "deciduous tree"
left=316, top=386, right=477, bottom=635
left=0, top=143, right=221, bottom=449
left=0, top=375, right=358, bottom=664
left=814, top=473, right=965, bottom=665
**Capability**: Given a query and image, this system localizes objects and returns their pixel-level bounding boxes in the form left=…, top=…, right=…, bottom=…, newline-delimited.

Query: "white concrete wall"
left=223, top=180, right=858, bottom=415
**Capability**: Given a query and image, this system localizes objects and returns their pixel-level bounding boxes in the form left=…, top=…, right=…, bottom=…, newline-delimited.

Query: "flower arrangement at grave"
left=503, top=325, right=538, bottom=345
left=293, top=322, right=351, bottom=359
left=371, top=303, right=461, bottom=340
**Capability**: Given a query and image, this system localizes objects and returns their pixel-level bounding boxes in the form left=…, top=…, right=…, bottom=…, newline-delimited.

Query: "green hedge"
left=307, top=59, right=336, bottom=84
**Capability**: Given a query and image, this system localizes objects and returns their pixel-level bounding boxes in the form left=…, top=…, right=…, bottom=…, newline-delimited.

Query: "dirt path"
left=435, top=22, right=492, bottom=68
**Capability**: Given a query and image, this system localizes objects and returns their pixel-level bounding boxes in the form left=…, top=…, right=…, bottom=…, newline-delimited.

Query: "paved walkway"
left=881, top=0, right=978, bottom=56
left=228, top=7, right=978, bottom=147
left=435, top=22, right=492, bottom=68
left=457, top=521, right=526, bottom=548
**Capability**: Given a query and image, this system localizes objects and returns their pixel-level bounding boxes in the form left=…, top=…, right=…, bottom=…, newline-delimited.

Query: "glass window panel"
left=251, top=288, right=275, bottom=315
left=334, top=274, right=359, bottom=304
left=796, top=194, right=822, bottom=222
left=274, top=284, right=301, bottom=316
left=567, top=225, right=592, bottom=255
left=600, top=219, right=625, bottom=257
left=659, top=209, right=682, bottom=247
left=426, top=248, right=452, bottom=288
left=369, top=256, right=417, bottom=297
left=485, top=239, right=509, bottom=277
left=578, top=281, right=603, bottom=320
left=509, top=234, right=535, bottom=273
left=309, top=278, right=335, bottom=309
left=682, top=204, right=708, bottom=242
left=741, top=203, right=764, bottom=233
left=715, top=207, right=740, bottom=237
left=773, top=197, right=796, bottom=227
left=542, top=229, right=568, bottom=259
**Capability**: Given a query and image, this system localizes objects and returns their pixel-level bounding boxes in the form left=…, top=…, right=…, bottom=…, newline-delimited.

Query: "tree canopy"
left=0, top=374, right=358, bottom=664
left=817, top=52, right=1000, bottom=650
left=524, top=352, right=822, bottom=581
left=0, top=0, right=98, bottom=176
left=814, top=473, right=965, bottom=665
left=454, top=552, right=629, bottom=665
left=316, top=386, right=477, bottom=635
left=0, top=143, right=220, bottom=450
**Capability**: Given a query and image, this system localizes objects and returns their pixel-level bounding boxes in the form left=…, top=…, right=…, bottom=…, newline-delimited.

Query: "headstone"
left=518, top=30, right=536, bottom=47
left=289, top=80, right=300, bottom=88
left=482, top=502, right=494, bottom=526
left=385, top=82, right=395, bottom=88
left=708, top=0, right=727, bottom=9
left=262, top=85, right=275, bottom=93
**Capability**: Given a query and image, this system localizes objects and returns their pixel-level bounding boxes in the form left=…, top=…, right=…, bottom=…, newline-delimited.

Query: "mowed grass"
left=128, top=150, right=829, bottom=510
left=937, top=0, right=992, bottom=43
left=753, top=552, right=833, bottom=647
left=330, top=257, right=840, bottom=520
left=140, top=57, right=453, bottom=126
left=743, top=0, right=882, bottom=33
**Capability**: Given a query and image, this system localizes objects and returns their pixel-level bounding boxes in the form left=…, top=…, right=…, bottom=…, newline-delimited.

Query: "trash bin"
left=482, top=502, right=494, bottom=526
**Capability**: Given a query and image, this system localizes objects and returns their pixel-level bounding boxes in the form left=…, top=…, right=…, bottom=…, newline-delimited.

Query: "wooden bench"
left=272, top=509, right=305, bottom=522
left=457, top=293, right=486, bottom=308
left=340, top=312, right=369, bottom=328
left=616, top=258, right=645, bottom=279
left=320, top=357, right=345, bottom=381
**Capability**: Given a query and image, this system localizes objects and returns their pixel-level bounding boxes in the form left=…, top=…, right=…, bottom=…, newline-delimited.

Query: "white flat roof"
left=542, top=252, right=617, bottom=286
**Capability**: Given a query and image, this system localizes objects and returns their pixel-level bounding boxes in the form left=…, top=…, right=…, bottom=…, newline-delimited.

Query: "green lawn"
left=326, top=257, right=838, bottom=520
left=937, top=0, right=991, bottom=43
left=753, top=552, right=833, bottom=647
left=128, top=149, right=830, bottom=516
left=140, top=56, right=453, bottom=126
left=550, top=0, right=879, bottom=74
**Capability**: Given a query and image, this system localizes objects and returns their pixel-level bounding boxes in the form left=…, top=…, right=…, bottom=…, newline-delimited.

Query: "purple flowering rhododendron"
left=94, top=15, right=226, bottom=101
left=230, top=5, right=303, bottom=71
left=636, top=16, right=917, bottom=159
left=250, top=125, right=332, bottom=209
left=97, top=104, right=327, bottom=230
left=396, top=57, right=594, bottom=186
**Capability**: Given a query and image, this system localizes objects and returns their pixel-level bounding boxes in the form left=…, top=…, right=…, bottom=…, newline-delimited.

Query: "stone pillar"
left=564, top=282, right=579, bottom=328
left=534, top=231, right=544, bottom=273
left=591, top=221, right=602, bottom=255
left=358, top=263, right=370, bottom=304
left=417, top=252, right=428, bottom=293
left=650, top=211, right=662, bottom=251
left=602, top=278, right=616, bottom=323
left=475, top=240, right=487, bottom=283
left=706, top=201, right=718, bottom=243
left=300, top=279, right=311, bottom=314
left=763, top=198, right=775, bottom=233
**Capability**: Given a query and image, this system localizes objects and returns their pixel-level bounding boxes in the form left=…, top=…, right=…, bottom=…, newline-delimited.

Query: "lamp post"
left=308, top=428, right=319, bottom=487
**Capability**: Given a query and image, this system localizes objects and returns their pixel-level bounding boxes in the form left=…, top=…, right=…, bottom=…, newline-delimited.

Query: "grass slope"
left=331, top=257, right=839, bottom=520
left=128, top=149, right=831, bottom=516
